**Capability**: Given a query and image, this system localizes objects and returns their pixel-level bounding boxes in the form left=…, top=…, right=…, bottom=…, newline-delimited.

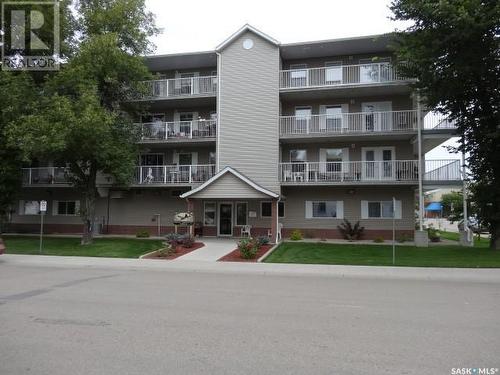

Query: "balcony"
left=280, top=63, right=410, bottom=90
left=280, top=160, right=419, bottom=185
left=280, top=110, right=417, bottom=138
left=138, top=120, right=216, bottom=142
left=22, top=167, right=69, bottom=186
left=133, top=164, right=216, bottom=185
left=137, top=76, right=217, bottom=100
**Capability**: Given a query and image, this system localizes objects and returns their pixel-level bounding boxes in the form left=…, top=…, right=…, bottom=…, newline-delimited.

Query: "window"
left=178, top=153, right=192, bottom=166
left=290, top=64, right=308, bottom=87
left=362, top=200, right=401, bottom=219
left=305, top=201, right=344, bottom=219
left=140, top=154, right=163, bottom=166
left=290, top=149, right=307, bottom=162
left=261, top=201, right=285, bottom=218
left=19, top=200, right=40, bottom=215
left=208, top=151, right=216, bottom=165
left=55, top=201, right=79, bottom=216
left=204, top=202, right=216, bottom=226
left=325, top=61, right=343, bottom=83
left=236, top=202, right=247, bottom=226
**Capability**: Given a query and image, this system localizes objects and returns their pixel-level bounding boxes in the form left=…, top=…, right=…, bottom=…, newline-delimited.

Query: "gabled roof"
left=180, top=166, right=279, bottom=199
left=216, top=24, right=280, bottom=52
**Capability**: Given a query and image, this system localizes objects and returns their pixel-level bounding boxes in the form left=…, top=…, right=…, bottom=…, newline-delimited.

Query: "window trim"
left=362, top=200, right=401, bottom=219
left=289, top=149, right=308, bottom=163
left=54, top=200, right=79, bottom=216
left=203, top=201, right=216, bottom=226
left=305, top=200, right=344, bottom=219
left=235, top=202, right=248, bottom=226
left=260, top=201, right=285, bottom=218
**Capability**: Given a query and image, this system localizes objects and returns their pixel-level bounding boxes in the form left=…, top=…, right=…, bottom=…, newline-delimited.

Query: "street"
left=1, top=256, right=499, bottom=375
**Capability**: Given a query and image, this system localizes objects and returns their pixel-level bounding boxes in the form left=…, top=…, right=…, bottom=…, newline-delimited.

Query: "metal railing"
left=280, top=63, right=409, bottom=89
left=424, top=160, right=462, bottom=181
left=22, top=167, right=69, bottom=185
left=134, top=164, right=216, bottom=185
left=139, top=120, right=217, bottom=141
left=280, top=110, right=418, bottom=136
left=279, top=160, right=419, bottom=183
left=138, top=76, right=217, bottom=99
left=423, top=113, right=457, bottom=130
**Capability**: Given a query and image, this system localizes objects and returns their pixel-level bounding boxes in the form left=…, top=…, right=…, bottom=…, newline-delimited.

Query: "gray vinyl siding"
left=218, top=30, right=280, bottom=193
left=192, top=174, right=271, bottom=199
left=281, top=140, right=416, bottom=162
left=281, top=186, right=415, bottom=230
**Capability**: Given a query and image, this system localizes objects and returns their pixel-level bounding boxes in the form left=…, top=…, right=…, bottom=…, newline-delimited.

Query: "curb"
left=257, top=242, right=280, bottom=262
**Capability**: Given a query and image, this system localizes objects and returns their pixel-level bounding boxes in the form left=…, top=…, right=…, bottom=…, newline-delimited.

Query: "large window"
left=290, top=149, right=307, bottom=163
left=140, top=153, right=163, bottom=166
left=261, top=201, right=285, bottom=218
left=290, top=64, right=308, bottom=87
left=54, top=201, right=79, bottom=216
left=19, top=200, right=39, bottom=215
left=236, top=202, right=247, bottom=226
left=362, top=200, right=401, bottom=219
left=204, top=202, right=216, bottom=226
left=305, top=201, right=343, bottom=219
left=325, top=61, right=343, bottom=84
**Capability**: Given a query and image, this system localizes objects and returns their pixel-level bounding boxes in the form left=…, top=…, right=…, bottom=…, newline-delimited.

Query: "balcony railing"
left=139, top=120, right=217, bottom=141
left=280, top=63, right=409, bottom=89
left=424, top=160, right=462, bottom=181
left=22, top=167, right=69, bottom=185
left=138, top=76, right=217, bottom=99
left=280, top=110, right=418, bottom=136
left=134, top=164, right=216, bottom=185
left=423, top=113, right=457, bottom=130
left=280, top=160, right=419, bottom=183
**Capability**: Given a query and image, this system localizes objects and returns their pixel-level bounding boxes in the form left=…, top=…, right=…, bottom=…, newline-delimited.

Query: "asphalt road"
left=0, top=257, right=499, bottom=375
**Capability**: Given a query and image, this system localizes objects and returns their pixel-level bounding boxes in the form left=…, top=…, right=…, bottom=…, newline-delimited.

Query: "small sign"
left=40, top=200, right=47, bottom=212
left=248, top=210, right=257, bottom=218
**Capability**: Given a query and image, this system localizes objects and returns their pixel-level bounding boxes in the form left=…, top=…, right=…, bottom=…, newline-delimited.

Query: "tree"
left=7, top=0, right=159, bottom=244
left=390, top=0, right=500, bottom=249
left=441, top=191, right=464, bottom=222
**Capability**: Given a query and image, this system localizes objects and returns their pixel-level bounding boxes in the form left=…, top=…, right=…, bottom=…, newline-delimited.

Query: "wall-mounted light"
left=351, top=144, right=356, bottom=149
left=348, top=189, right=356, bottom=195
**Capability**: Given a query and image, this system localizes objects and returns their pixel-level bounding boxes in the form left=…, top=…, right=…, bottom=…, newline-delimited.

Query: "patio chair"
left=241, top=225, right=252, bottom=237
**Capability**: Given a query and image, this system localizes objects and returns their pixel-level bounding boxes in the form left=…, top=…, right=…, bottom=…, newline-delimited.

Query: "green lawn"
left=2, top=236, right=163, bottom=258
left=438, top=230, right=490, bottom=247
left=264, top=241, right=500, bottom=268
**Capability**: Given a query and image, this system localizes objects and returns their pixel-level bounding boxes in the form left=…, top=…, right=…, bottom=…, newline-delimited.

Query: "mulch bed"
left=218, top=244, right=273, bottom=262
left=142, top=242, right=204, bottom=260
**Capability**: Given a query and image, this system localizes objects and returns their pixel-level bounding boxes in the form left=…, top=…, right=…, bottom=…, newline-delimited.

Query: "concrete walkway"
left=174, top=238, right=236, bottom=262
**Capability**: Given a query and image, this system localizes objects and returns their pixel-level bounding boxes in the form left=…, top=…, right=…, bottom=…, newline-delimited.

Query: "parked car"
left=0, top=236, right=5, bottom=255
left=458, top=216, right=488, bottom=234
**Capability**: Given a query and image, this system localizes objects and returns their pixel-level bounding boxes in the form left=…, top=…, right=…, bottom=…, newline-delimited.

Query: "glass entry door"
left=362, top=148, right=394, bottom=180
left=218, top=203, right=233, bottom=236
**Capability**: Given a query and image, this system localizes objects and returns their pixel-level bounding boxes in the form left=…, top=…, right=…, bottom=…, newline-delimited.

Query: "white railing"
left=279, top=160, right=419, bottom=183
left=424, top=160, right=462, bottom=181
left=138, top=76, right=217, bottom=99
left=423, top=113, right=457, bottom=130
left=280, top=110, right=417, bottom=136
left=280, top=63, right=409, bottom=89
left=139, top=120, right=217, bottom=141
left=22, top=167, right=69, bottom=185
left=134, top=164, right=216, bottom=185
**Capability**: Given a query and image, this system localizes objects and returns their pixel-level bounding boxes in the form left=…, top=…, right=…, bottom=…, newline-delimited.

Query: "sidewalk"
left=2, top=254, right=500, bottom=283
left=174, top=238, right=235, bottom=261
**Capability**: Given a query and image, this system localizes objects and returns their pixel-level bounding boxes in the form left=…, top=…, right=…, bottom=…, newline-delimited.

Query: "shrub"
left=158, top=244, right=176, bottom=257
left=256, top=235, right=270, bottom=247
left=337, top=219, right=365, bottom=241
left=397, top=233, right=412, bottom=243
left=136, top=230, right=150, bottom=238
left=165, top=232, right=181, bottom=247
left=290, top=229, right=303, bottom=241
left=428, top=227, right=441, bottom=242
left=373, top=236, right=385, bottom=243
left=238, top=238, right=259, bottom=259
left=182, top=236, right=195, bottom=248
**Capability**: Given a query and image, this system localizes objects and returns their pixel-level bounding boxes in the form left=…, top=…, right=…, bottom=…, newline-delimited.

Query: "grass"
left=438, top=230, right=490, bottom=247
left=264, top=240, right=500, bottom=268
left=2, top=236, right=164, bottom=258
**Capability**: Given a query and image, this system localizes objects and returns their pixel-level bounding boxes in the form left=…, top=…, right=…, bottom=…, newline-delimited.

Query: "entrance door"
left=362, top=147, right=395, bottom=180
left=218, top=203, right=233, bottom=236
left=361, top=101, right=392, bottom=131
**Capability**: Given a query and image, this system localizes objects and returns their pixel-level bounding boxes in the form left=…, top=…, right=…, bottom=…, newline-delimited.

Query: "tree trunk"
left=80, top=165, right=98, bottom=246
left=490, top=224, right=500, bottom=250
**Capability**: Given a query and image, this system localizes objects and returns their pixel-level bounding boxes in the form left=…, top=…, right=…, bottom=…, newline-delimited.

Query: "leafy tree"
left=8, top=0, right=159, bottom=244
left=390, top=0, right=500, bottom=249
left=441, top=191, right=464, bottom=222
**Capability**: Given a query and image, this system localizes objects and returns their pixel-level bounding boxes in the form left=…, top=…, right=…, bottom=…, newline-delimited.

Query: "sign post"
left=392, top=197, right=396, bottom=266
left=39, top=200, right=47, bottom=254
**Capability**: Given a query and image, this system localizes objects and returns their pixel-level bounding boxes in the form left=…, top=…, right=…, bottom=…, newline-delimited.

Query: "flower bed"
left=141, top=242, right=204, bottom=260
left=218, top=244, right=273, bottom=262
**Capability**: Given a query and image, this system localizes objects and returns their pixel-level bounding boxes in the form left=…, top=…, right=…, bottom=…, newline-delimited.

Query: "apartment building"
left=10, top=25, right=462, bottom=245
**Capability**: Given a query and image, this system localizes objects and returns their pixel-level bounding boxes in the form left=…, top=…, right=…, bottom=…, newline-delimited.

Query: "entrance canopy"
left=425, top=202, right=443, bottom=211
left=180, top=166, right=279, bottom=200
